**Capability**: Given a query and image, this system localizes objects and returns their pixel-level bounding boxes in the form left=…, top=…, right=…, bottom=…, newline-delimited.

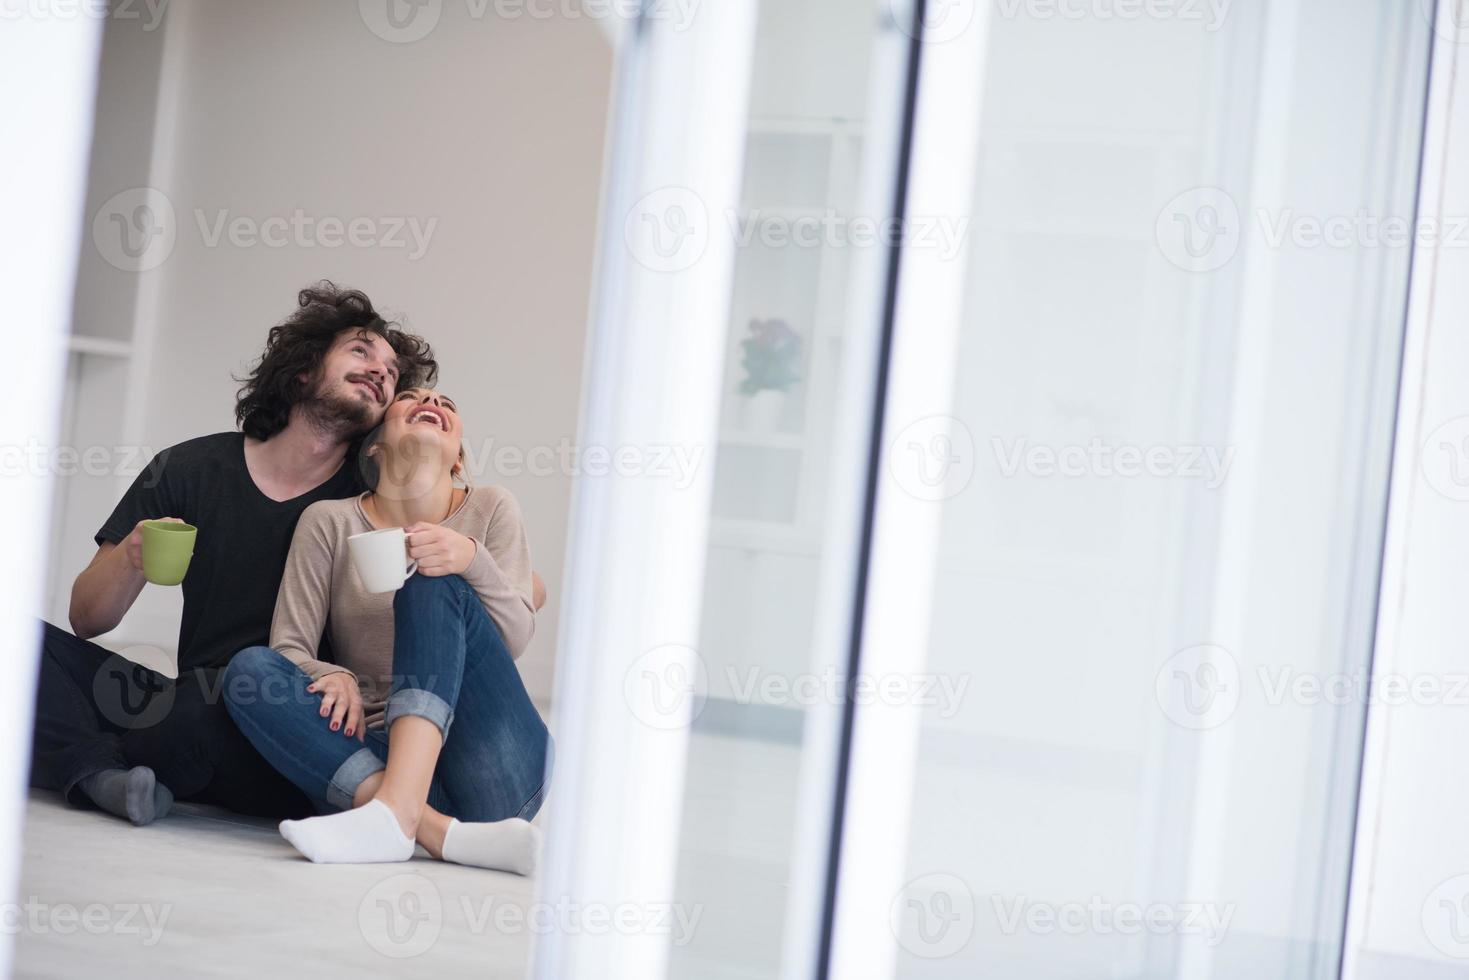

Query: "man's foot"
left=441, top=817, right=541, bottom=875
left=279, top=799, right=415, bottom=864
left=77, top=767, right=173, bottom=827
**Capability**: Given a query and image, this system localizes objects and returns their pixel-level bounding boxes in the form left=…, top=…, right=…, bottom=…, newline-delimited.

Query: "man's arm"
left=74, top=444, right=184, bottom=639
left=68, top=520, right=162, bottom=639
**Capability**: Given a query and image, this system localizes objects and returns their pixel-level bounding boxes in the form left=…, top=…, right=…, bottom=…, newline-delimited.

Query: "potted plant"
left=738, top=318, right=802, bottom=429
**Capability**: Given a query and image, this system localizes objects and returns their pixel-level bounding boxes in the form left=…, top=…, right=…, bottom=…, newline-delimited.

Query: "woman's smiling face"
left=376, top=387, right=465, bottom=479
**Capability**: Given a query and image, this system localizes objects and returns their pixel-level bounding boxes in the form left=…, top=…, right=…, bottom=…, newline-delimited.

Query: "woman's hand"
left=307, top=671, right=365, bottom=741
left=405, top=522, right=477, bottom=577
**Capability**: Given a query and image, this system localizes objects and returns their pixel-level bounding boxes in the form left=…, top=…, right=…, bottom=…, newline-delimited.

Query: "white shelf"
left=735, top=205, right=849, bottom=221
left=747, top=115, right=863, bottom=135
left=708, top=522, right=823, bottom=557
left=66, top=335, right=132, bottom=358
left=719, top=427, right=806, bottom=450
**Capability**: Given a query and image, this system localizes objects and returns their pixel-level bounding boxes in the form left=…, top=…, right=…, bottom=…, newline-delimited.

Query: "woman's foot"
left=279, top=799, right=415, bottom=864
left=440, top=817, right=541, bottom=875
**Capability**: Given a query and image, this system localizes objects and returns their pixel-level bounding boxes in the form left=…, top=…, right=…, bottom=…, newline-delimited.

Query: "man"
left=29, top=282, right=436, bottom=824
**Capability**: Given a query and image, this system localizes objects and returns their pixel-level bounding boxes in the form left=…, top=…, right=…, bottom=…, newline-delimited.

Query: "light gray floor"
left=13, top=790, right=538, bottom=978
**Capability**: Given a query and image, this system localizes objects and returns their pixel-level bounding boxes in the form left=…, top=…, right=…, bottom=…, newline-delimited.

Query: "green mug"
left=141, top=520, right=197, bottom=586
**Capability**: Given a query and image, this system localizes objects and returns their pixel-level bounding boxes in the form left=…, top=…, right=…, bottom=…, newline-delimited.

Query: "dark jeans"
left=223, top=573, right=552, bottom=822
left=27, top=621, right=313, bottom=819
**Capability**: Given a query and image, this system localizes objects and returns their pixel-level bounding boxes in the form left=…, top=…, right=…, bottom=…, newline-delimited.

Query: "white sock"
left=278, top=799, right=415, bottom=864
left=440, top=817, right=541, bottom=875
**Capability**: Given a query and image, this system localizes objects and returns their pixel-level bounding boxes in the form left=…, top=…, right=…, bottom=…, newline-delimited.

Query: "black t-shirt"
left=97, top=432, right=366, bottom=672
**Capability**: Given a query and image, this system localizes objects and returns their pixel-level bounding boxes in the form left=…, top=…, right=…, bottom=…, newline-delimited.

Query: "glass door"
left=535, top=1, right=918, bottom=978
left=544, top=1, right=1433, bottom=978
left=650, top=2, right=923, bottom=978
left=834, top=1, right=1434, bottom=978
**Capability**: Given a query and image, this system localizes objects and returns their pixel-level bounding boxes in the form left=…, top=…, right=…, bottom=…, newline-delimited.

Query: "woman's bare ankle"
left=416, top=806, right=452, bottom=860
left=351, top=772, right=385, bottom=809
left=372, top=791, right=425, bottom=840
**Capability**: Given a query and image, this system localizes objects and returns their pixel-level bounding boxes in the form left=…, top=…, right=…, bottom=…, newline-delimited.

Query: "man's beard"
left=300, top=379, right=377, bottom=438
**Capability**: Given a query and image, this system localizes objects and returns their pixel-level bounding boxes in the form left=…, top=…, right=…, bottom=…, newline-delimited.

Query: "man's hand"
left=122, top=516, right=185, bottom=572
left=70, top=516, right=186, bottom=638
left=307, top=671, right=365, bottom=740
left=405, top=523, right=476, bottom=577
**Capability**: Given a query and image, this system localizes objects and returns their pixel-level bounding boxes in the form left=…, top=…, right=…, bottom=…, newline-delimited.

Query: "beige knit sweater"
left=268, top=486, right=536, bottom=727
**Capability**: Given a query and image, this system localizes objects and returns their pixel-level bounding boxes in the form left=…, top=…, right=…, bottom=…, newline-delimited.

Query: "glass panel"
left=885, top=1, right=1430, bottom=978
left=659, top=1, right=911, bottom=977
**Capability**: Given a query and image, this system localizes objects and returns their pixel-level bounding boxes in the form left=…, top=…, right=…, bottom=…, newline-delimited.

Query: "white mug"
left=347, top=527, right=418, bottom=593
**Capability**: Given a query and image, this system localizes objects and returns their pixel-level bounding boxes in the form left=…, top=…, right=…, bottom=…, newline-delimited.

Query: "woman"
left=224, top=387, right=550, bottom=873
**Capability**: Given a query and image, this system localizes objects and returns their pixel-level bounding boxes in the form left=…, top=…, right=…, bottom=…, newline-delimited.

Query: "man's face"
left=308, top=329, right=401, bottom=431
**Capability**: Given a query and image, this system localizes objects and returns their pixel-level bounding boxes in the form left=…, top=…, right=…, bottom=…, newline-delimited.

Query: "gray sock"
left=77, top=767, right=174, bottom=826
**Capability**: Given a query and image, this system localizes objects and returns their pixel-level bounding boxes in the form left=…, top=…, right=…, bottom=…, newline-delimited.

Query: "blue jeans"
left=223, top=573, right=552, bottom=822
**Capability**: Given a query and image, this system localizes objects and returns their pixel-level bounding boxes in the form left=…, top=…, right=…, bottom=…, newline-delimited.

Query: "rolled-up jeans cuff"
left=326, top=748, right=387, bottom=811
left=385, top=689, right=454, bottom=740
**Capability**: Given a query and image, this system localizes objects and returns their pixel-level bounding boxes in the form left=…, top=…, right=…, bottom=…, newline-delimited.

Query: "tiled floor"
left=13, top=791, right=540, bottom=978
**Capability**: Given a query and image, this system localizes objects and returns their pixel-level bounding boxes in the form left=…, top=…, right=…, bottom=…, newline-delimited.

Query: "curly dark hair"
left=235, top=282, right=437, bottom=440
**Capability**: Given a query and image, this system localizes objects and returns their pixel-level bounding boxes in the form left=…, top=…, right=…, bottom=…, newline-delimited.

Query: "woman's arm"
left=270, top=504, right=355, bottom=683
left=459, top=490, right=537, bottom=659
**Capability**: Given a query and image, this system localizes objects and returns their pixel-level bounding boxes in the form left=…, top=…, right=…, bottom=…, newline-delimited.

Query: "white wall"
left=54, top=0, right=614, bottom=704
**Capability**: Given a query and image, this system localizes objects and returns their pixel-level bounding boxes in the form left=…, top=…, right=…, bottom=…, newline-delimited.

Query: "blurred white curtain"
left=0, top=9, right=104, bottom=979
